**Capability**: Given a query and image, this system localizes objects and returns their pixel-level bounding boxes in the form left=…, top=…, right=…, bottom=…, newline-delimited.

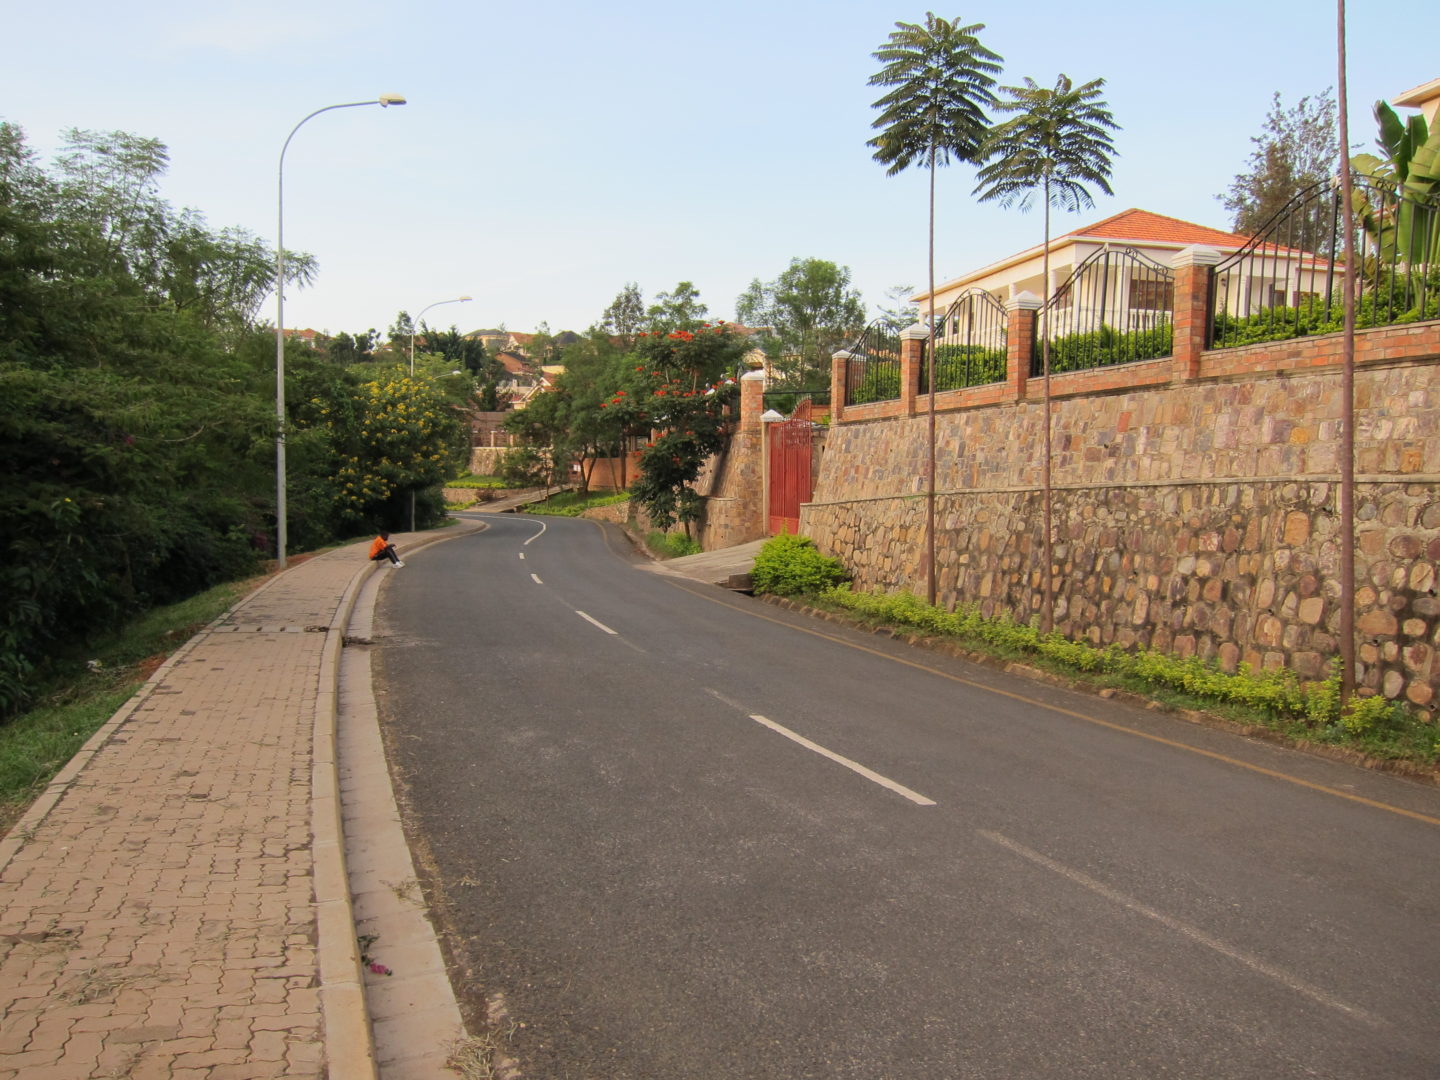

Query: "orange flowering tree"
left=601, top=325, right=748, bottom=533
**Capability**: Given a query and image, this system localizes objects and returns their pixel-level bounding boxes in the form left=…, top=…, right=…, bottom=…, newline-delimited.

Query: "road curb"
left=313, top=522, right=485, bottom=1080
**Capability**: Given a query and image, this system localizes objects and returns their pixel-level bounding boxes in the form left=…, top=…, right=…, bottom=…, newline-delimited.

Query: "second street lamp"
left=406, top=295, right=473, bottom=532
left=409, top=295, right=473, bottom=374
left=275, top=93, right=406, bottom=570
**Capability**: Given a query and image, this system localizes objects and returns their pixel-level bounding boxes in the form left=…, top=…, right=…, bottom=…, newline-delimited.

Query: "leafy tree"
left=599, top=282, right=646, bottom=345
left=51, top=128, right=314, bottom=333
left=317, top=367, right=467, bottom=531
left=877, top=284, right=920, bottom=334
left=498, top=445, right=560, bottom=489
left=646, top=281, right=709, bottom=333
left=327, top=328, right=380, bottom=365
left=869, top=12, right=1002, bottom=604
left=735, top=258, right=866, bottom=386
left=504, top=331, right=628, bottom=493
left=1219, top=89, right=1338, bottom=235
left=607, top=326, right=748, bottom=533
left=0, top=121, right=343, bottom=718
left=413, top=325, right=500, bottom=381
left=974, top=72, right=1118, bottom=632
left=387, top=310, right=415, bottom=354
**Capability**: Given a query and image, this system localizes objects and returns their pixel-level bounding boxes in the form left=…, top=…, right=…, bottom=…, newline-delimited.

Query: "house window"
left=1130, top=273, right=1173, bottom=311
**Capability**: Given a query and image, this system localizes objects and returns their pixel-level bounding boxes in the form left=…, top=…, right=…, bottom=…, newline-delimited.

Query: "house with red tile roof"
left=281, top=327, right=324, bottom=348
left=916, top=208, right=1330, bottom=335
left=916, top=209, right=1252, bottom=312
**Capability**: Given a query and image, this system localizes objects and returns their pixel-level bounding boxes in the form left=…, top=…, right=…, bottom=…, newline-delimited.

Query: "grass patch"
left=646, top=530, right=702, bottom=558
left=447, top=473, right=511, bottom=489
left=0, top=575, right=258, bottom=834
left=525, top=491, right=631, bottom=517
left=794, top=585, right=1440, bottom=770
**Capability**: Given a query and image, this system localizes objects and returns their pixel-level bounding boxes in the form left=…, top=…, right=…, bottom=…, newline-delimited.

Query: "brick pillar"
left=900, top=323, right=927, bottom=415
left=830, top=349, right=852, bottom=424
left=739, top=367, right=766, bottom=436
left=1005, top=291, right=1042, bottom=401
left=1171, top=244, right=1221, bottom=382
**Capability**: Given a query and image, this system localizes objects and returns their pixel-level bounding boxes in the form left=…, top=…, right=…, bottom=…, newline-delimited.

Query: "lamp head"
left=379, top=94, right=407, bottom=107
left=458, top=295, right=473, bottom=302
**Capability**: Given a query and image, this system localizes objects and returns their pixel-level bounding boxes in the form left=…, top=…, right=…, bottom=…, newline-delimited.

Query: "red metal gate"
left=767, top=400, right=813, bottom=534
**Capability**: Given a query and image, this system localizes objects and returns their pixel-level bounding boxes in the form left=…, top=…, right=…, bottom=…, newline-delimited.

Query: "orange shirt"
left=369, top=536, right=389, bottom=559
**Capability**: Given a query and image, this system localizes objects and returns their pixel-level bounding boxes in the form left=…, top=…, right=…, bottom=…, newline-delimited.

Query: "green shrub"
left=931, top=344, right=1006, bottom=389
left=820, top=587, right=1331, bottom=724
left=1044, top=322, right=1173, bottom=372
left=1340, top=694, right=1400, bottom=736
left=849, top=363, right=901, bottom=405
left=498, top=447, right=557, bottom=488
left=751, top=533, right=850, bottom=596
left=526, top=491, right=630, bottom=517
left=447, top=474, right=509, bottom=489
left=647, top=530, right=702, bottom=558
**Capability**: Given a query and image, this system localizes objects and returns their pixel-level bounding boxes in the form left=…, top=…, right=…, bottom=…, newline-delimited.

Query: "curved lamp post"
left=406, top=295, right=473, bottom=530
left=408, top=295, right=473, bottom=374
left=275, top=93, right=406, bottom=569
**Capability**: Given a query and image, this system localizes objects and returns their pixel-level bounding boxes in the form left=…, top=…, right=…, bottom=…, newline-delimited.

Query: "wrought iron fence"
left=763, top=388, right=832, bottom=414
left=1033, top=246, right=1175, bottom=375
left=922, top=288, right=1007, bottom=392
left=843, top=320, right=903, bottom=406
left=1210, top=177, right=1440, bottom=349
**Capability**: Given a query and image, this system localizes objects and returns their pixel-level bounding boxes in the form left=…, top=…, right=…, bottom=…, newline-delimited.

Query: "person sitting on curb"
left=369, top=530, right=404, bottom=567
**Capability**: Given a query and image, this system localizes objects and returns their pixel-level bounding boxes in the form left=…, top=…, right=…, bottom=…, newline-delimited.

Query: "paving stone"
left=0, top=544, right=388, bottom=1079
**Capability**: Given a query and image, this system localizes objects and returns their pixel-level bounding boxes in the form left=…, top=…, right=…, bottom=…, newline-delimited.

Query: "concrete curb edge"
left=313, top=523, right=485, bottom=1080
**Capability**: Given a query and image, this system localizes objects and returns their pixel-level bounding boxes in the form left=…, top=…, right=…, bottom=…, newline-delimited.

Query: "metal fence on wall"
left=844, top=320, right=903, bottom=406
left=1211, top=177, right=1440, bottom=349
left=923, top=288, right=1007, bottom=392
left=1034, top=246, right=1175, bottom=375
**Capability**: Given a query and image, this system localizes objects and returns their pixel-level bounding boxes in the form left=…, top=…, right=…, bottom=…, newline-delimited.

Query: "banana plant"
left=1350, top=101, right=1440, bottom=266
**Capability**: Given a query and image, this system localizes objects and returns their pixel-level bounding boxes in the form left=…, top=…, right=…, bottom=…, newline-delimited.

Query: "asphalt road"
left=373, top=515, right=1440, bottom=1079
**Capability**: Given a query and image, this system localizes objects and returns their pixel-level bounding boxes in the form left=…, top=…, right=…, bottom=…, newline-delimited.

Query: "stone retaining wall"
left=804, top=353, right=1440, bottom=715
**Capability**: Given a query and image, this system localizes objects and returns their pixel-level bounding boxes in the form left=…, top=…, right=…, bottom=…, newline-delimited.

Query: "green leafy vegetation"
left=791, top=586, right=1438, bottom=766
left=1044, top=322, right=1173, bottom=371
left=447, top=474, right=509, bottom=489
left=735, top=257, right=867, bottom=387
left=750, top=533, right=850, bottom=597
left=646, top=530, right=702, bottom=558
left=609, top=326, right=748, bottom=534
left=0, top=123, right=469, bottom=721
left=848, top=361, right=902, bottom=405
left=1212, top=272, right=1440, bottom=348
left=931, top=343, right=1006, bottom=388
left=525, top=491, right=630, bottom=517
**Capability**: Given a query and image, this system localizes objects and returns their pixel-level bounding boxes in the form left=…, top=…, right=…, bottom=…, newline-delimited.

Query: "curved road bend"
left=372, top=514, right=1440, bottom=1080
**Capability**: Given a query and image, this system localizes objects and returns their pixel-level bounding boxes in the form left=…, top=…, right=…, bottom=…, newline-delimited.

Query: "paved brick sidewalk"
left=0, top=541, right=397, bottom=1080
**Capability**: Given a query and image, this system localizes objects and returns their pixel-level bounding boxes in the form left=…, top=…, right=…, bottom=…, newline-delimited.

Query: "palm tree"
left=868, top=13, right=1002, bottom=606
left=974, top=74, right=1117, bottom=633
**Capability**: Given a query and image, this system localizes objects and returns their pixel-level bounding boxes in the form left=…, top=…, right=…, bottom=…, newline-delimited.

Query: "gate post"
left=1172, top=244, right=1221, bottom=382
left=739, top=366, right=766, bottom=435
left=1005, top=291, right=1042, bottom=401
left=831, top=349, right=853, bottom=424
left=900, top=323, right=927, bottom=415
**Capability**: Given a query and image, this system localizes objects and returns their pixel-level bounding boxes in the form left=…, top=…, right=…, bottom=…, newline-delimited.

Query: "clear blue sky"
left=2, top=0, right=1419, bottom=338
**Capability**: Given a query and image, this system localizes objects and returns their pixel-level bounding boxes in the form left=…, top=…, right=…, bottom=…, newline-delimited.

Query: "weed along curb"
left=759, top=593, right=1440, bottom=787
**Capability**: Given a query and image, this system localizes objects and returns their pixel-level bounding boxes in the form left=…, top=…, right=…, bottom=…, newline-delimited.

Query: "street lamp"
left=409, top=295, right=473, bottom=374
left=405, top=295, right=472, bottom=532
left=275, top=93, right=406, bottom=570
